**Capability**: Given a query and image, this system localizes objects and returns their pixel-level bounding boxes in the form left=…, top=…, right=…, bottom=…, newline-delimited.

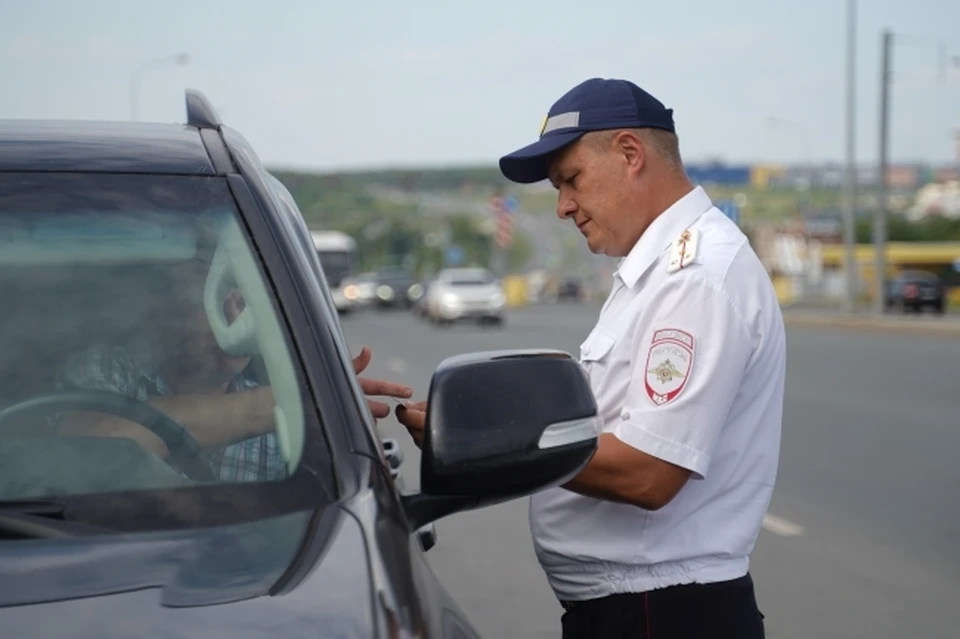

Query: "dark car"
left=556, top=276, right=585, bottom=303
left=374, top=266, right=419, bottom=309
left=0, top=91, right=600, bottom=638
left=885, top=270, right=947, bottom=314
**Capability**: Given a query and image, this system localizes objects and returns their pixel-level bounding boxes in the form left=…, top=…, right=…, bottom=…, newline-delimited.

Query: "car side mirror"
left=401, top=349, right=599, bottom=531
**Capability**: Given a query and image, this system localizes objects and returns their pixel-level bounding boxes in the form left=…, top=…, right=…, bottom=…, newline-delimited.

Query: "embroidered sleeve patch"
left=644, top=329, right=695, bottom=406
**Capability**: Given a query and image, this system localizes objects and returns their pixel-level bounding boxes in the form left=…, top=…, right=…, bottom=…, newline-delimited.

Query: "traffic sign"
left=715, top=200, right=741, bottom=226
left=445, top=244, right=465, bottom=266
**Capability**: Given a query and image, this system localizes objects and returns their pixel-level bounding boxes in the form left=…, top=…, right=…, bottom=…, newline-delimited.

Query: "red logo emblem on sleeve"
left=644, top=329, right=695, bottom=406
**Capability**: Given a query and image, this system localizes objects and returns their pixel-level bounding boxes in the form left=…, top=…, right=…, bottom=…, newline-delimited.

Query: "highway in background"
left=340, top=306, right=960, bottom=639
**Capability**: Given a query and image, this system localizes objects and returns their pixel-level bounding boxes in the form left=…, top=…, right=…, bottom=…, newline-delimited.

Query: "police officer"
left=398, top=77, right=785, bottom=639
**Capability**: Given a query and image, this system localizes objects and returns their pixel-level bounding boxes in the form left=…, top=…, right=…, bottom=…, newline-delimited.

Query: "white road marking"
left=387, top=358, right=409, bottom=373
left=762, top=514, right=805, bottom=537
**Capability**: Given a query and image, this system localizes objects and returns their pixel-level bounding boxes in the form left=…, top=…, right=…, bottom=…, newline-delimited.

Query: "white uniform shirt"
left=529, top=185, right=785, bottom=601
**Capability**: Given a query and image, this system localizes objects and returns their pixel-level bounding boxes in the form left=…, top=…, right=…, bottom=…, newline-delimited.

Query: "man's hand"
left=352, top=346, right=413, bottom=419
left=394, top=399, right=426, bottom=448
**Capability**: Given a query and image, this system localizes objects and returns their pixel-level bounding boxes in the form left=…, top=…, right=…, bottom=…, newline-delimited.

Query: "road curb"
left=783, top=311, right=960, bottom=337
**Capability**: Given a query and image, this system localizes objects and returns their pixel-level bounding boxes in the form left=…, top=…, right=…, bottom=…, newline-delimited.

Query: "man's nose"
left=223, top=288, right=245, bottom=324
left=557, top=194, right=577, bottom=220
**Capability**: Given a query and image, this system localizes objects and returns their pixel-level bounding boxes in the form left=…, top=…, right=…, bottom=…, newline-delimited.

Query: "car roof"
left=0, top=119, right=216, bottom=175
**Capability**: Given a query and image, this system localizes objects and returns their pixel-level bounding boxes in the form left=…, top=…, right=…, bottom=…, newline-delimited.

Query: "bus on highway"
left=311, top=230, right=357, bottom=312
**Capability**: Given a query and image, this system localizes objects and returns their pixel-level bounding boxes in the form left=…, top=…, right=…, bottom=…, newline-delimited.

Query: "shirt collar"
left=615, top=185, right=713, bottom=288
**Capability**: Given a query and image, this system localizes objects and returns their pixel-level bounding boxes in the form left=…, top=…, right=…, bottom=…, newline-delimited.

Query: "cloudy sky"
left=3, top=0, right=959, bottom=171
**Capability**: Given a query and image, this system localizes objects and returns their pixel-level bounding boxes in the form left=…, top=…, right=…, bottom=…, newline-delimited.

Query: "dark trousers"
left=560, top=573, right=765, bottom=639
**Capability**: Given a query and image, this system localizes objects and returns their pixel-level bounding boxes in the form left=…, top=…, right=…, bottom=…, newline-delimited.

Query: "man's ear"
left=615, top=130, right=645, bottom=176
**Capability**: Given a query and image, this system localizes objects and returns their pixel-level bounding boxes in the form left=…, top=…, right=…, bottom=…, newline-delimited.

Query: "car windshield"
left=448, top=271, right=494, bottom=286
left=0, top=173, right=318, bottom=504
left=378, top=268, right=413, bottom=281
left=318, top=250, right=350, bottom=270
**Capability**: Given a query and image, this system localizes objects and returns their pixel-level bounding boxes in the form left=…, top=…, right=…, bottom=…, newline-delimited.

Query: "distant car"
left=425, top=268, right=506, bottom=326
left=556, top=276, right=585, bottom=303
left=340, top=272, right=378, bottom=311
left=374, top=267, right=418, bottom=309
left=885, top=270, right=947, bottom=314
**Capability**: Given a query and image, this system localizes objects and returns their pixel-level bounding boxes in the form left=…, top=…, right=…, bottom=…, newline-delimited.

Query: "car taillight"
left=904, top=284, right=918, bottom=298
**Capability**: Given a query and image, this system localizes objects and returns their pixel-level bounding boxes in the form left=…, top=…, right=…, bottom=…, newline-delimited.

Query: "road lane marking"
left=762, top=514, right=804, bottom=537
left=387, top=358, right=409, bottom=373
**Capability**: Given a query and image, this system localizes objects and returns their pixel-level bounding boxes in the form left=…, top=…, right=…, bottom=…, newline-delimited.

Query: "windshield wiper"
left=0, top=500, right=110, bottom=540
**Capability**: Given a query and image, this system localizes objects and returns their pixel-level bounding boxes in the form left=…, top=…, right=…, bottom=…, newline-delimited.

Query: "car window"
left=447, top=270, right=495, bottom=285
left=0, top=172, right=320, bottom=505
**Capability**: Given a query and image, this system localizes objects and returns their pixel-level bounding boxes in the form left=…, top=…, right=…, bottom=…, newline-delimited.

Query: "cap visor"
left=498, top=130, right=585, bottom=184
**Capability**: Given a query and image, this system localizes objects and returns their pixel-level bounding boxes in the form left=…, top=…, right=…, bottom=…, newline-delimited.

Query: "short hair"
left=585, top=127, right=683, bottom=168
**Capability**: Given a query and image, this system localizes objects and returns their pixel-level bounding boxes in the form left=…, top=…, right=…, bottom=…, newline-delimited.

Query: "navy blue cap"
left=498, top=78, right=675, bottom=184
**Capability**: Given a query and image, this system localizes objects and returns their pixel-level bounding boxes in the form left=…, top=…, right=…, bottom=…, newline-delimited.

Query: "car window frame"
left=266, top=188, right=387, bottom=453
left=220, top=131, right=386, bottom=479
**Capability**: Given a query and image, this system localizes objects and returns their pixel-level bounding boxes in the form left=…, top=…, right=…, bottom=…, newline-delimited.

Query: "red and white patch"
left=644, top=329, right=695, bottom=406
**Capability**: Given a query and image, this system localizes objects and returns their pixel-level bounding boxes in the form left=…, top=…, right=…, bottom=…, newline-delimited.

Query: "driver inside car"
left=51, top=254, right=411, bottom=482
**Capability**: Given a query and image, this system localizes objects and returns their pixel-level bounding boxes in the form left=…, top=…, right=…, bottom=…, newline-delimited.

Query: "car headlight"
left=442, top=292, right=460, bottom=306
left=491, top=291, right=505, bottom=306
left=377, top=285, right=395, bottom=300
left=408, top=283, right=424, bottom=300
left=344, top=284, right=358, bottom=300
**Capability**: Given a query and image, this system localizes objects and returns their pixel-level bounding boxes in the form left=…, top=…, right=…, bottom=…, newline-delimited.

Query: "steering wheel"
left=0, top=390, right=217, bottom=482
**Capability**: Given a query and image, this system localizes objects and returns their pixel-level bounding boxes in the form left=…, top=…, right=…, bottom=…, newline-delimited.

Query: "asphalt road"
left=339, top=305, right=960, bottom=639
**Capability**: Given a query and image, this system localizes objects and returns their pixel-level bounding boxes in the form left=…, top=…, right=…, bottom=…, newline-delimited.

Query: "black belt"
left=559, top=599, right=585, bottom=612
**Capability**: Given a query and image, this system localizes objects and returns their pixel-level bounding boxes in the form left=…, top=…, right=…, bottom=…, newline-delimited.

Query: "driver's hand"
left=352, top=346, right=412, bottom=420
left=395, top=400, right=426, bottom=449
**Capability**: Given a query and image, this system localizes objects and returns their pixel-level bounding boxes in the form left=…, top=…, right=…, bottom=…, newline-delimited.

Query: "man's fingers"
left=352, top=346, right=372, bottom=375
left=367, top=399, right=390, bottom=419
left=395, top=404, right=426, bottom=430
left=360, top=377, right=412, bottom=399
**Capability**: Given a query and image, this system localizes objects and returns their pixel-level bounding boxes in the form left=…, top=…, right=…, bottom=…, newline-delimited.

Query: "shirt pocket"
left=580, top=327, right=617, bottom=363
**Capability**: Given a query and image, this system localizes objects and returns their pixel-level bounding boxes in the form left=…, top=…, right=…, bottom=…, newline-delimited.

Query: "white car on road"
left=425, top=268, right=506, bottom=326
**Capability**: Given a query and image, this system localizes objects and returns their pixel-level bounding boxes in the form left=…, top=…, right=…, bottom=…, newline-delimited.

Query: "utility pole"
left=841, top=0, right=858, bottom=312
left=874, top=29, right=893, bottom=315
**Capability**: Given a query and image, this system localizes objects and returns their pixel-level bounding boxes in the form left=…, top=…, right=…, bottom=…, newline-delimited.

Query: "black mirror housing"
left=403, top=349, right=599, bottom=530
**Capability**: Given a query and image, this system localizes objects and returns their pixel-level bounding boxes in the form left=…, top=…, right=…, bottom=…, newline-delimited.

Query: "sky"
left=2, top=0, right=960, bottom=172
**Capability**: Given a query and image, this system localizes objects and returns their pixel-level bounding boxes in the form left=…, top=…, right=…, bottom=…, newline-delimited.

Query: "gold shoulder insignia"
left=667, top=228, right=699, bottom=273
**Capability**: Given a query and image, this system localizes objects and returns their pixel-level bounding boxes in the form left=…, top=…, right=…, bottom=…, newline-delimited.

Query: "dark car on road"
left=885, top=270, right=947, bottom=314
left=556, top=276, right=585, bottom=303
left=0, top=91, right=600, bottom=638
left=374, top=266, right=419, bottom=309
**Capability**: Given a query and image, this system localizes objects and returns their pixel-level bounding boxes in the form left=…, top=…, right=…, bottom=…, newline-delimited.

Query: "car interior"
left=0, top=212, right=306, bottom=501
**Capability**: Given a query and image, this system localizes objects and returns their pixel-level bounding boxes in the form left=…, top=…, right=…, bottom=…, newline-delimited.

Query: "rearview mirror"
left=401, top=349, right=599, bottom=530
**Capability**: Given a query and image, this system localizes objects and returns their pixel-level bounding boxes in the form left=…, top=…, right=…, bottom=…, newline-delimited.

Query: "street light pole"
left=874, top=30, right=893, bottom=315
left=841, top=0, right=858, bottom=312
left=130, top=52, right=190, bottom=121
